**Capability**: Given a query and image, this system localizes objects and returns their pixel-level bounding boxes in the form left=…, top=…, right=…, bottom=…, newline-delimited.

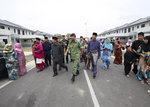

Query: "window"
left=14, top=29, right=16, bottom=33
left=132, top=27, right=134, bottom=31
left=0, top=26, right=5, bottom=29
left=32, top=32, right=34, bottom=35
left=128, top=28, right=131, bottom=33
left=18, top=29, right=20, bottom=34
left=137, top=26, right=139, bottom=29
left=124, top=29, right=126, bottom=33
left=8, top=27, right=10, bottom=30
left=141, top=24, right=145, bottom=28
left=3, top=39, right=8, bottom=44
left=22, top=31, right=25, bottom=35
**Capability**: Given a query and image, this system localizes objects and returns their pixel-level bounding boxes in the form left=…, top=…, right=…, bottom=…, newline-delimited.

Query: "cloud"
left=0, top=0, right=150, bottom=37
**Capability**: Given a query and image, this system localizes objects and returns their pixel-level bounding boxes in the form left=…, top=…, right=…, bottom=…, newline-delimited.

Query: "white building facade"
left=99, top=16, right=150, bottom=43
left=0, top=19, right=46, bottom=47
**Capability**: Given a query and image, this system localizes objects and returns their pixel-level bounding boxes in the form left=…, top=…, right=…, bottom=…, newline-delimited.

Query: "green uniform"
left=68, top=40, right=83, bottom=75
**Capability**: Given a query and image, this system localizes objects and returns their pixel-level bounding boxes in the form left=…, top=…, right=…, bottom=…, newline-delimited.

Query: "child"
left=124, top=46, right=135, bottom=77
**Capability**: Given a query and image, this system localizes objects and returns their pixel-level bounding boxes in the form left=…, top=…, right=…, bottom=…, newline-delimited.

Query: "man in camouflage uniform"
left=65, top=33, right=83, bottom=82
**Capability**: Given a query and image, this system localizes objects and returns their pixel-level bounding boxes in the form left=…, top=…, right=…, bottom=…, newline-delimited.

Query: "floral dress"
left=17, top=52, right=27, bottom=76
left=3, top=51, right=19, bottom=80
left=136, top=47, right=150, bottom=80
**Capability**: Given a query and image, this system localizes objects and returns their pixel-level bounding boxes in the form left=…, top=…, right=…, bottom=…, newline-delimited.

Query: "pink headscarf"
left=14, top=43, right=23, bottom=53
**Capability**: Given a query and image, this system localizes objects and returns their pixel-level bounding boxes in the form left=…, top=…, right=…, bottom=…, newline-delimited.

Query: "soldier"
left=52, top=36, right=68, bottom=77
left=62, top=35, right=69, bottom=63
left=57, top=37, right=65, bottom=70
left=65, top=33, right=83, bottom=82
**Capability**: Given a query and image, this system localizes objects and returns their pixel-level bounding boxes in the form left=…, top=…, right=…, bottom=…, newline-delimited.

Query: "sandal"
left=141, top=80, right=145, bottom=84
left=146, top=81, right=150, bottom=85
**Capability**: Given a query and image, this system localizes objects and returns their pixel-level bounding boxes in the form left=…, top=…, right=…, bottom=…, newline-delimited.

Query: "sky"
left=0, top=0, right=150, bottom=37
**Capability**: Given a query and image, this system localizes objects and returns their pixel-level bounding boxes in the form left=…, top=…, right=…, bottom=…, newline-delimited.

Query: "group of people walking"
left=2, top=32, right=150, bottom=85
left=124, top=32, right=150, bottom=84
left=3, top=43, right=27, bottom=80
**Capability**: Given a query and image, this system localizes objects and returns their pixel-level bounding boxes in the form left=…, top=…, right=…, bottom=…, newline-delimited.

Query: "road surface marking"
left=27, top=66, right=35, bottom=72
left=0, top=81, right=13, bottom=89
left=17, top=93, right=24, bottom=100
left=84, top=69, right=100, bottom=107
left=0, top=66, right=35, bottom=90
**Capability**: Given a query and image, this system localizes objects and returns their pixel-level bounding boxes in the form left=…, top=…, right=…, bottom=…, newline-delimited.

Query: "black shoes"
left=71, top=75, right=75, bottom=82
left=76, top=70, right=80, bottom=76
left=93, top=74, right=96, bottom=78
left=66, top=66, right=68, bottom=71
left=53, top=73, right=58, bottom=77
left=59, top=67, right=62, bottom=71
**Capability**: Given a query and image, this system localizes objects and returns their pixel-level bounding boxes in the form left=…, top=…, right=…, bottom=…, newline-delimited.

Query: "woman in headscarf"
left=114, top=40, right=123, bottom=64
left=101, top=38, right=113, bottom=69
left=136, top=36, right=150, bottom=84
left=126, top=39, right=132, bottom=47
left=14, top=43, right=27, bottom=76
left=3, top=44, right=18, bottom=80
left=32, top=41, right=38, bottom=68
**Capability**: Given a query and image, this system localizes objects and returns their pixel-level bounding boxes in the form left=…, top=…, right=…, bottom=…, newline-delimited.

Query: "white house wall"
left=99, top=20, right=150, bottom=40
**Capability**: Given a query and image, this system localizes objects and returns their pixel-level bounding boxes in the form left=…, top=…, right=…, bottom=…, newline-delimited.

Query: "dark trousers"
left=62, top=53, right=69, bottom=63
left=53, top=60, right=67, bottom=74
left=65, top=53, right=69, bottom=63
left=60, top=56, right=65, bottom=70
left=44, top=52, right=51, bottom=66
left=132, top=64, right=138, bottom=74
left=124, top=64, right=132, bottom=75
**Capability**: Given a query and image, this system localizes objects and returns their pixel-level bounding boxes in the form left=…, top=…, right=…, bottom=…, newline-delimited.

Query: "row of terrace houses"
left=99, top=16, right=150, bottom=43
left=0, top=19, right=53, bottom=47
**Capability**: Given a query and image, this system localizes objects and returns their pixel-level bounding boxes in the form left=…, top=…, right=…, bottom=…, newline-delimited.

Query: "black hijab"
left=141, top=36, right=150, bottom=52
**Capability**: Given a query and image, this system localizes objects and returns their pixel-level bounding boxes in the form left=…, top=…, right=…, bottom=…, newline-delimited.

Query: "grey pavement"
left=0, top=59, right=150, bottom=107
left=25, top=54, right=34, bottom=60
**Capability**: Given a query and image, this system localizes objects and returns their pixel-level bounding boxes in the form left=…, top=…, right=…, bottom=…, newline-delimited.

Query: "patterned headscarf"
left=3, top=44, right=13, bottom=54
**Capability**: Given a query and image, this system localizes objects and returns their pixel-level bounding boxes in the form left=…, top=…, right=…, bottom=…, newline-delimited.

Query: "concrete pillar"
left=19, top=39, right=21, bottom=44
left=8, top=35, right=12, bottom=44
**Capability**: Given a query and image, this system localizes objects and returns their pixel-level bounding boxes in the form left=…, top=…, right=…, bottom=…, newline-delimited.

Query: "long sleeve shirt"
left=52, top=43, right=63, bottom=62
left=86, top=40, right=101, bottom=57
left=34, top=43, right=44, bottom=59
left=42, top=41, right=51, bottom=53
left=124, top=51, right=135, bottom=65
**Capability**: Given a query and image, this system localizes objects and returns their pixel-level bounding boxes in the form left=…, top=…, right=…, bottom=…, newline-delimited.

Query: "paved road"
left=0, top=59, right=150, bottom=107
left=25, top=54, right=34, bottom=60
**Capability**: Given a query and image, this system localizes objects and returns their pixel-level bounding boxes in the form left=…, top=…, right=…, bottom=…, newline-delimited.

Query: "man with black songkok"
left=42, top=37, right=52, bottom=66
left=51, top=36, right=68, bottom=77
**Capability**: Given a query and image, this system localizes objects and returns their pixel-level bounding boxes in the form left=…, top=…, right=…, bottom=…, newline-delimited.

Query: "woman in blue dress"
left=101, top=38, right=113, bottom=69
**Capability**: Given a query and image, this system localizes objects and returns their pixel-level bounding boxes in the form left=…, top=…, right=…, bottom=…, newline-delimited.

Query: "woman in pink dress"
left=14, top=43, right=27, bottom=76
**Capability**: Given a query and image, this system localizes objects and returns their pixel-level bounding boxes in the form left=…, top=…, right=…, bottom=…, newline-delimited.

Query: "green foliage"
left=66, top=33, right=71, bottom=39
left=0, top=42, right=2, bottom=48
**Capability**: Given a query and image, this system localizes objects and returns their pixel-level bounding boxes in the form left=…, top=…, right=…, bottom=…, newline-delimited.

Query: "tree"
left=0, top=42, right=2, bottom=48
left=66, top=33, right=71, bottom=39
